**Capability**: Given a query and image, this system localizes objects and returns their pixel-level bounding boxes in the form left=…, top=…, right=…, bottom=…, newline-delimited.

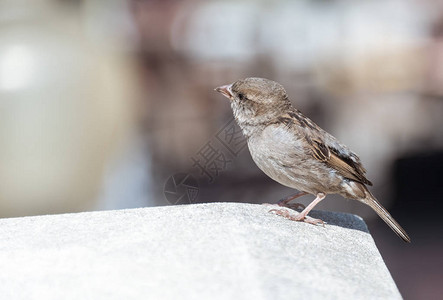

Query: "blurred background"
left=0, top=0, right=442, bottom=299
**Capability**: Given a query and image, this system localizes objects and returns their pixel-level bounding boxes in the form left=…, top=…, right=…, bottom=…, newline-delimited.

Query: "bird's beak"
left=215, top=84, right=233, bottom=100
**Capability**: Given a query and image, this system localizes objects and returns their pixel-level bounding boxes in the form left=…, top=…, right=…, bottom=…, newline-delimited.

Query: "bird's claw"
left=269, top=208, right=325, bottom=227
left=278, top=201, right=306, bottom=210
left=302, top=215, right=325, bottom=227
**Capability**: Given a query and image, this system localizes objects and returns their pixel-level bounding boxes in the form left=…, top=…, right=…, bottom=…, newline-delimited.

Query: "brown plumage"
left=215, top=77, right=410, bottom=243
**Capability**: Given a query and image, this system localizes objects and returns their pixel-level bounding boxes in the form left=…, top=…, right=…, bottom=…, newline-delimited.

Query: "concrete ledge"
left=0, top=203, right=401, bottom=299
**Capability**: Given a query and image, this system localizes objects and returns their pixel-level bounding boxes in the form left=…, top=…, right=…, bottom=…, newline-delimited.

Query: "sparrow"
left=215, top=77, right=410, bottom=243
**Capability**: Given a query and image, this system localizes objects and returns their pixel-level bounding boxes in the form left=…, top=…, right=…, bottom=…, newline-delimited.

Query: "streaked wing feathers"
left=279, top=110, right=373, bottom=186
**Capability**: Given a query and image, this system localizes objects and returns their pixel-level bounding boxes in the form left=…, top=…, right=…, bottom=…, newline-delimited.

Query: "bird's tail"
left=364, top=190, right=411, bottom=243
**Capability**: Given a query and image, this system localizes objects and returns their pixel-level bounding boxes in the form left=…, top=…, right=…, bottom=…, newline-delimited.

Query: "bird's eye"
left=238, top=93, right=245, bottom=100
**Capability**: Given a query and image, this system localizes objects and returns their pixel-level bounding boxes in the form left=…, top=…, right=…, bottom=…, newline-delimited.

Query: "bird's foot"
left=277, top=200, right=305, bottom=211
left=261, top=202, right=304, bottom=210
left=262, top=201, right=305, bottom=211
left=300, top=215, right=325, bottom=226
left=275, top=191, right=308, bottom=210
left=269, top=208, right=325, bottom=227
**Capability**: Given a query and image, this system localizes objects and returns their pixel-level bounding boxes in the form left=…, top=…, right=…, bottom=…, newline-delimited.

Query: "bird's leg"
left=277, top=191, right=308, bottom=210
left=270, top=193, right=326, bottom=226
left=261, top=191, right=307, bottom=209
left=294, top=193, right=325, bottom=221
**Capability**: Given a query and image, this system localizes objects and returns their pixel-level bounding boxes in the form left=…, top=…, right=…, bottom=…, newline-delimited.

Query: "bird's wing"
left=277, top=111, right=373, bottom=186
left=310, top=138, right=373, bottom=186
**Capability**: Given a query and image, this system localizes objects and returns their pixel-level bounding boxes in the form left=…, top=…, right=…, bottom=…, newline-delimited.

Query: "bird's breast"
left=247, top=126, right=342, bottom=194
left=247, top=131, right=308, bottom=190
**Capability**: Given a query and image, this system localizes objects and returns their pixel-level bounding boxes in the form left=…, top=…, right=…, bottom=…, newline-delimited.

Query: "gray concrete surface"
left=0, top=203, right=402, bottom=299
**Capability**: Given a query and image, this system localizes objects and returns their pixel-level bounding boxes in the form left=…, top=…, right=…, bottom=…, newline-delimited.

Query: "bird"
left=215, top=77, right=411, bottom=243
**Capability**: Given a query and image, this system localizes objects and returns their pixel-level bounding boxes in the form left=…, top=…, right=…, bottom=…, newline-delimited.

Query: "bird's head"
left=215, top=77, right=292, bottom=133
